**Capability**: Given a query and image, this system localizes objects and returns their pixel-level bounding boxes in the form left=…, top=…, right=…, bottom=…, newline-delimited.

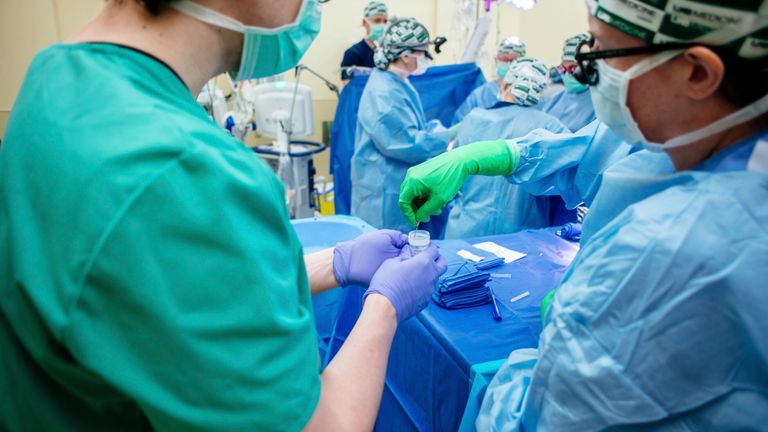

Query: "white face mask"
left=387, top=64, right=409, bottom=76
left=390, top=54, right=430, bottom=77
left=591, top=50, right=768, bottom=153
left=411, top=55, right=430, bottom=76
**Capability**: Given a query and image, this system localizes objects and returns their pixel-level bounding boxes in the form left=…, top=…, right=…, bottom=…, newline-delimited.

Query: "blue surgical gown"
left=540, top=83, right=565, bottom=103
left=351, top=69, right=452, bottom=232
left=540, top=88, right=596, bottom=133
left=509, top=120, right=632, bottom=208
left=445, top=102, right=569, bottom=239
left=478, top=127, right=768, bottom=430
left=452, top=80, right=500, bottom=125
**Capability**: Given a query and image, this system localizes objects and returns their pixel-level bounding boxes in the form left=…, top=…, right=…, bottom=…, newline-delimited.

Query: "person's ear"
left=402, top=55, right=414, bottom=71
left=681, top=46, right=725, bottom=101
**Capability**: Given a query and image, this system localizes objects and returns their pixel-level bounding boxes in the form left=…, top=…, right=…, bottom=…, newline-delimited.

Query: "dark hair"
left=715, top=48, right=768, bottom=107
left=137, top=0, right=175, bottom=15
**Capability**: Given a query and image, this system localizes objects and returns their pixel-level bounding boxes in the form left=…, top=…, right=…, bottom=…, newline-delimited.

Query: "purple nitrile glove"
left=363, top=244, right=448, bottom=323
left=333, top=229, right=409, bottom=287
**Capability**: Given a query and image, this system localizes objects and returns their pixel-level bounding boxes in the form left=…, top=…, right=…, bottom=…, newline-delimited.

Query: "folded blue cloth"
left=557, top=223, right=582, bottom=242
left=432, top=289, right=491, bottom=309
left=440, top=272, right=491, bottom=293
left=433, top=263, right=492, bottom=309
left=475, top=257, right=505, bottom=271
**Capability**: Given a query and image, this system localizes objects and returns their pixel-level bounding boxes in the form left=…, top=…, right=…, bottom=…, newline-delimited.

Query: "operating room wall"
left=0, top=0, right=104, bottom=140
left=263, top=0, right=589, bottom=180
left=262, top=0, right=442, bottom=180
left=0, top=0, right=588, bottom=178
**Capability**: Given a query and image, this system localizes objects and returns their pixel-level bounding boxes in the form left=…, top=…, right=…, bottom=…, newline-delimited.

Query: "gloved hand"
left=399, top=139, right=520, bottom=226
left=333, top=230, right=408, bottom=287
left=540, top=289, right=555, bottom=321
left=364, top=244, right=448, bottom=322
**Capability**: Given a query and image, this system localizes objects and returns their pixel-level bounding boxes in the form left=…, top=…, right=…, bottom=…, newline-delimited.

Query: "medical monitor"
left=252, top=82, right=314, bottom=139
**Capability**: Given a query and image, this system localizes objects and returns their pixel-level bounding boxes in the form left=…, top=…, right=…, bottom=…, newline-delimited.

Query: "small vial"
left=408, top=230, right=431, bottom=256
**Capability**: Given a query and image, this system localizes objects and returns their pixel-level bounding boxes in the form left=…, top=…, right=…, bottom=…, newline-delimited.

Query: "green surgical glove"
left=540, top=289, right=555, bottom=321
left=398, top=139, right=520, bottom=226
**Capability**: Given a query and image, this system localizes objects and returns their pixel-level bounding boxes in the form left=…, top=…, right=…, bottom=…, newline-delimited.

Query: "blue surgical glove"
left=333, top=229, right=409, bottom=287
left=364, top=244, right=448, bottom=322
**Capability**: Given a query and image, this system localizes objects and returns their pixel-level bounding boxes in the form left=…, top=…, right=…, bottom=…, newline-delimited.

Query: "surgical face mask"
left=171, top=0, right=321, bottom=80
left=368, top=23, right=385, bottom=42
left=590, top=51, right=677, bottom=150
left=592, top=50, right=768, bottom=153
left=562, top=73, right=588, bottom=94
left=497, top=62, right=511, bottom=80
left=411, top=55, right=430, bottom=76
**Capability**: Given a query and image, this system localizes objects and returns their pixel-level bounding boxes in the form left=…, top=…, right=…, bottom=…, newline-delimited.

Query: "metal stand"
left=253, top=141, right=327, bottom=219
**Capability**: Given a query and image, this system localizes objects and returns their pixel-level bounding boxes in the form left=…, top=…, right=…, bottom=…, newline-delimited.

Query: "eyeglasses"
left=573, top=38, right=693, bottom=86
left=556, top=64, right=578, bottom=75
left=389, top=37, right=448, bottom=58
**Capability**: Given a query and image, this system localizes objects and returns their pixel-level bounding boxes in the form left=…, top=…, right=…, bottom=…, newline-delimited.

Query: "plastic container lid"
left=408, top=230, right=431, bottom=248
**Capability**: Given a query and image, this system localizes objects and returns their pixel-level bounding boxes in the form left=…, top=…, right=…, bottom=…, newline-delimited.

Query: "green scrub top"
left=0, top=43, right=320, bottom=431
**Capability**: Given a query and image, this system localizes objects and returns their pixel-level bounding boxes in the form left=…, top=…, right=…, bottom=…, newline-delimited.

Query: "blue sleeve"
left=520, top=181, right=768, bottom=430
left=475, top=348, right=538, bottom=431
left=507, top=121, right=633, bottom=208
left=359, top=94, right=452, bottom=165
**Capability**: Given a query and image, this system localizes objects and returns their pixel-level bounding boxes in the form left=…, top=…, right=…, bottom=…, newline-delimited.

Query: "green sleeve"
left=65, top=149, right=321, bottom=432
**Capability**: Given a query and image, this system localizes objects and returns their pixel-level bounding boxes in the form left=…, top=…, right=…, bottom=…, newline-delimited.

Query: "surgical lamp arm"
left=283, top=64, right=338, bottom=137
left=295, top=64, right=340, bottom=97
